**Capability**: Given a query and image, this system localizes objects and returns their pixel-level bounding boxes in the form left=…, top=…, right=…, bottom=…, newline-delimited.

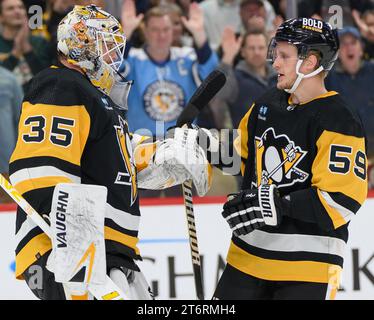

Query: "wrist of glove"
left=222, top=184, right=286, bottom=236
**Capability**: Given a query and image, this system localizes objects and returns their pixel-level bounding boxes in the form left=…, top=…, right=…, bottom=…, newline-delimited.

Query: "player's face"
left=272, top=42, right=299, bottom=90
left=101, top=41, right=120, bottom=65
left=145, top=15, right=174, bottom=51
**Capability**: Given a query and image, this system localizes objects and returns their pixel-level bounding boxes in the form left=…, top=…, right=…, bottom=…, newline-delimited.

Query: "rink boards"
left=0, top=196, right=373, bottom=300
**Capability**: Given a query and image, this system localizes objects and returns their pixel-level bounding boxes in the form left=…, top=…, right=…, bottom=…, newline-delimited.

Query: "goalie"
left=8, top=5, right=211, bottom=300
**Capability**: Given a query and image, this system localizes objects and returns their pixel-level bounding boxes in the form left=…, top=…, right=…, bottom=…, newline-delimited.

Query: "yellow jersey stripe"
left=288, top=91, right=338, bottom=105
left=14, top=176, right=74, bottom=195
left=15, top=233, right=52, bottom=279
left=234, top=103, right=255, bottom=166
left=227, top=241, right=342, bottom=283
left=104, top=226, right=140, bottom=255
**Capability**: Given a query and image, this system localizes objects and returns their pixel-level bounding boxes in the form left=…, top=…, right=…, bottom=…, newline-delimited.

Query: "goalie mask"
left=57, top=5, right=126, bottom=96
left=267, top=18, right=339, bottom=93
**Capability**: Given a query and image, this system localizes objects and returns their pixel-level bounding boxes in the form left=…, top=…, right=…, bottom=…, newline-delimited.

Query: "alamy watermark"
left=328, top=5, right=343, bottom=29
left=27, top=265, right=43, bottom=290
left=28, top=5, right=43, bottom=30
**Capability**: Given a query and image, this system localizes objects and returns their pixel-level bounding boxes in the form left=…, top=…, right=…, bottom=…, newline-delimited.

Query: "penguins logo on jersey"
left=114, top=115, right=137, bottom=206
left=143, top=80, right=185, bottom=122
left=255, top=128, right=309, bottom=188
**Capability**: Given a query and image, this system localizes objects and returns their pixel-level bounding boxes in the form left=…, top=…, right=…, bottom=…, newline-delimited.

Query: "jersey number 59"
left=328, top=145, right=366, bottom=180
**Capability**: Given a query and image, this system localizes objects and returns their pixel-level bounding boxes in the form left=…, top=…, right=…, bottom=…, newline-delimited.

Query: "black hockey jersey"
left=231, top=88, right=368, bottom=289
left=9, top=66, right=142, bottom=279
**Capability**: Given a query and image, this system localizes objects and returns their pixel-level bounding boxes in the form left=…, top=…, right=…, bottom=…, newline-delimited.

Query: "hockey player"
left=214, top=18, right=368, bottom=300
left=8, top=5, right=211, bottom=300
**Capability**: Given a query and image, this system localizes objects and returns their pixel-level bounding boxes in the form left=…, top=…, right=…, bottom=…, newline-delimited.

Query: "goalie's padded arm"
left=133, top=129, right=212, bottom=196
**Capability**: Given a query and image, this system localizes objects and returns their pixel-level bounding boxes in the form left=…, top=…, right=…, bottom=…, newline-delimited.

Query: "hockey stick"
left=0, top=174, right=129, bottom=300
left=176, top=70, right=226, bottom=300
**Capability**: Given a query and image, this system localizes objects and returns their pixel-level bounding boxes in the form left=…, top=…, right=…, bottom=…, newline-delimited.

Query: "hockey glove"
left=166, top=125, right=220, bottom=162
left=135, top=126, right=212, bottom=196
left=222, top=184, right=284, bottom=236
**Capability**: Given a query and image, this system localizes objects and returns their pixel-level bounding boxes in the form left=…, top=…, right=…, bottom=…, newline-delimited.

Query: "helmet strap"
left=285, top=59, right=324, bottom=94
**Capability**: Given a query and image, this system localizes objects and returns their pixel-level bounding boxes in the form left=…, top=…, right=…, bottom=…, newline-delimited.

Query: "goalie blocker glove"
left=222, top=185, right=290, bottom=236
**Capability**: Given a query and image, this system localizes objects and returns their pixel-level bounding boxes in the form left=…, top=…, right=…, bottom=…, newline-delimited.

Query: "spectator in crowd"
left=165, top=3, right=193, bottom=47
left=353, top=8, right=374, bottom=60
left=198, top=0, right=276, bottom=50
left=326, top=26, right=374, bottom=159
left=105, top=0, right=197, bottom=18
left=240, top=0, right=275, bottom=35
left=120, top=1, right=218, bottom=137
left=0, top=0, right=51, bottom=90
left=0, top=66, right=22, bottom=203
left=199, top=0, right=242, bottom=51
left=31, top=1, right=76, bottom=64
left=218, top=28, right=277, bottom=129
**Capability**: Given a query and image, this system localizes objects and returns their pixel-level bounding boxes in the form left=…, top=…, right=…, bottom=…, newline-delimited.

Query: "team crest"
left=254, top=128, right=309, bottom=188
left=114, top=116, right=137, bottom=206
left=143, top=80, right=185, bottom=122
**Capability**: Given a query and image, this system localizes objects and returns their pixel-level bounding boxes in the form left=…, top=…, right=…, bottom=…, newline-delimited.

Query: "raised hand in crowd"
left=267, top=14, right=284, bottom=38
left=11, top=16, right=32, bottom=58
left=272, top=15, right=284, bottom=33
left=181, top=2, right=206, bottom=48
left=121, top=0, right=144, bottom=39
left=352, top=9, right=374, bottom=40
left=221, top=27, right=242, bottom=66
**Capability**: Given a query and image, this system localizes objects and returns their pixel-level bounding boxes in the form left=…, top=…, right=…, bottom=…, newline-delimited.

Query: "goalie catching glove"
left=222, top=184, right=288, bottom=236
left=134, top=127, right=213, bottom=196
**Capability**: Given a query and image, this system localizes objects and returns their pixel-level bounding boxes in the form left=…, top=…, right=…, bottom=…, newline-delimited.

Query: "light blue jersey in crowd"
left=122, top=45, right=218, bottom=137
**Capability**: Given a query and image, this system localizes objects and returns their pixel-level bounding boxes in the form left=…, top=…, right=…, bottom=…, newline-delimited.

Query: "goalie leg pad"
left=46, top=183, right=107, bottom=286
left=109, top=267, right=154, bottom=300
left=62, top=282, right=91, bottom=300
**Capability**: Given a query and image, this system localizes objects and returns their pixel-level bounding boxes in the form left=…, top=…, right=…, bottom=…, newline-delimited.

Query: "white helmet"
left=57, top=5, right=126, bottom=95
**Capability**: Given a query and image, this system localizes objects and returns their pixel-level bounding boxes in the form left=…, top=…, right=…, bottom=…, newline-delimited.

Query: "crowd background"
left=1, top=0, right=374, bottom=202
